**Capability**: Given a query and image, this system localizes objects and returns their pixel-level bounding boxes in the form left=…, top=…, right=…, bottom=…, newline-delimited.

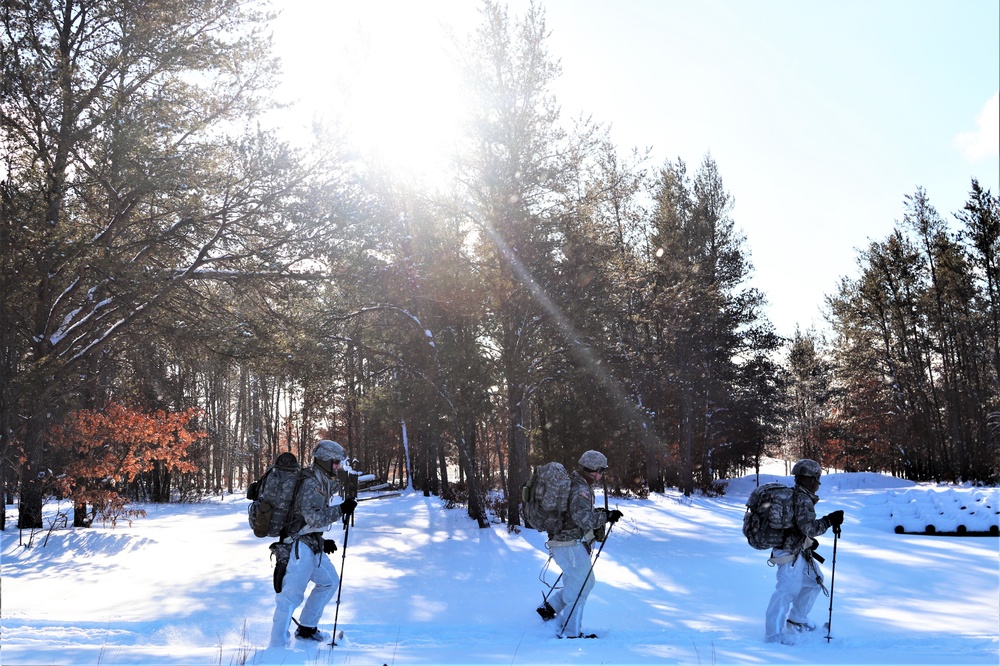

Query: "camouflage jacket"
left=778, top=483, right=833, bottom=554
left=287, top=466, right=344, bottom=553
left=548, top=470, right=607, bottom=543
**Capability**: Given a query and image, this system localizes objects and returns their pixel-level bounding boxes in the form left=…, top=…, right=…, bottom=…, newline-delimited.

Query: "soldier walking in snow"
left=268, top=439, right=357, bottom=648
left=543, top=450, right=623, bottom=638
left=764, top=458, right=844, bottom=644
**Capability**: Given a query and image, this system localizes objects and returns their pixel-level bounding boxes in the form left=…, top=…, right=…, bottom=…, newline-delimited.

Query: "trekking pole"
left=535, top=567, right=562, bottom=621
left=825, top=525, right=841, bottom=642
left=557, top=477, right=615, bottom=638
left=329, top=512, right=350, bottom=646
left=543, top=572, right=563, bottom=603
left=331, top=477, right=358, bottom=647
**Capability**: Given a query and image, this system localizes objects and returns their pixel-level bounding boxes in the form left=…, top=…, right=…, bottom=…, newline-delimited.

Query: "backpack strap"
left=279, top=471, right=308, bottom=540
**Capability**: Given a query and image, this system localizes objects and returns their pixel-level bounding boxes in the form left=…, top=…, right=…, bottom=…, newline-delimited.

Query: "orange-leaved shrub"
left=48, top=404, right=204, bottom=526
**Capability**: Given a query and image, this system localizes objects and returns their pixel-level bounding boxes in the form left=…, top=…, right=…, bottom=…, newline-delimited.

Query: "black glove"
left=340, top=498, right=358, bottom=517
left=323, top=539, right=337, bottom=554
left=607, top=509, right=624, bottom=524
left=824, top=510, right=844, bottom=527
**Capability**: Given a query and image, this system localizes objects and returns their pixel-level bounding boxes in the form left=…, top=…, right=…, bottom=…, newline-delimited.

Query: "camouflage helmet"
left=313, top=439, right=346, bottom=462
left=791, top=458, right=822, bottom=478
left=579, top=450, right=608, bottom=472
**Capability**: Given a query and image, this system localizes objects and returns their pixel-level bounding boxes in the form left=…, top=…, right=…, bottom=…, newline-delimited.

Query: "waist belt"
left=768, top=552, right=797, bottom=566
left=545, top=539, right=580, bottom=550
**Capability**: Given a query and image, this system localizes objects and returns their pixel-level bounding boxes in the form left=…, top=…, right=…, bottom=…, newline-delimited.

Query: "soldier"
left=542, top=450, right=623, bottom=638
left=764, top=458, right=844, bottom=644
left=268, top=440, right=357, bottom=647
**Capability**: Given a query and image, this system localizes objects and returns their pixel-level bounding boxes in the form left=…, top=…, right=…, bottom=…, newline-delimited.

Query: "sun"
left=272, top=2, right=478, bottom=189
left=339, top=39, right=469, bottom=185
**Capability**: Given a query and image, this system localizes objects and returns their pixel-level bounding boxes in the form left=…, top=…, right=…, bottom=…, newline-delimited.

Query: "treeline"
left=2, top=1, right=996, bottom=531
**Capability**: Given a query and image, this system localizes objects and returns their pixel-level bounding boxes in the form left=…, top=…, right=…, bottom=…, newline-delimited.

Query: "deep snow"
left=2, top=461, right=998, bottom=665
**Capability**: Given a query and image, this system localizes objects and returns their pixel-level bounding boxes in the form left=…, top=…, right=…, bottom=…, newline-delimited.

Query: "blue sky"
left=272, top=0, right=1000, bottom=340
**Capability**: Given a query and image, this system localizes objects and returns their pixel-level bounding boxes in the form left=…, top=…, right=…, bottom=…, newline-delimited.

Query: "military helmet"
left=579, top=450, right=608, bottom=472
left=313, top=439, right=346, bottom=462
left=791, top=458, right=822, bottom=478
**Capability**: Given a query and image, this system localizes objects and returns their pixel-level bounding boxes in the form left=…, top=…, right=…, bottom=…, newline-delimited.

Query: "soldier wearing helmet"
left=538, top=449, right=623, bottom=639
left=268, top=440, right=357, bottom=648
left=764, top=459, right=845, bottom=644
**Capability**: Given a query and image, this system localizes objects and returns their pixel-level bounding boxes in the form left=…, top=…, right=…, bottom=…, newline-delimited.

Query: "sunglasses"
left=317, top=458, right=342, bottom=473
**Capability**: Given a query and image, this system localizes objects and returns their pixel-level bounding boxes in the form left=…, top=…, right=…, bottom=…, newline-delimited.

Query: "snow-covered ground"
left=2, top=461, right=998, bottom=665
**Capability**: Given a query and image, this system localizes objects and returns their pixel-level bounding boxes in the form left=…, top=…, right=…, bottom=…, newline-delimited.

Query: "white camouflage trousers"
left=547, top=541, right=596, bottom=637
left=269, top=540, right=339, bottom=647
left=764, top=550, right=824, bottom=640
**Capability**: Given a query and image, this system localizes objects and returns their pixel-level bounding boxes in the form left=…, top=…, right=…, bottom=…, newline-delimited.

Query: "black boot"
left=294, top=626, right=327, bottom=642
left=536, top=601, right=556, bottom=621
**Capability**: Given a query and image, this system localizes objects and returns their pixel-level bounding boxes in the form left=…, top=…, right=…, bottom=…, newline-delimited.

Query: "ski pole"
left=543, top=572, right=563, bottom=603
left=536, top=568, right=562, bottom=621
left=329, top=513, right=350, bottom=646
left=825, top=525, right=841, bottom=642
left=330, top=491, right=356, bottom=647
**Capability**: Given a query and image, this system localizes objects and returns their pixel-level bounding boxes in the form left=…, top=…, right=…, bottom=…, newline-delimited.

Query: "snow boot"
left=787, top=619, right=817, bottom=632
left=294, top=626, right=329, bottom=642
left=765, top=632, right=797, bottom=645
left=536, top=601, right=556, bottom=621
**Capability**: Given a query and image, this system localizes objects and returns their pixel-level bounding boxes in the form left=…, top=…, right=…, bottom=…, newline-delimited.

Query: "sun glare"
left=273, top=2, right=476, bottom=189
left=342, top=41, right=467, bottom=185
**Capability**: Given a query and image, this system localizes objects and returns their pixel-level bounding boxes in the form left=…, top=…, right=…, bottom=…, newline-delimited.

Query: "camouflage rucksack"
left=742, top=482, right=795, bottom=549
left=247, top=452, right=305, bottom=539
left=521, top=462, right=572, bottom=533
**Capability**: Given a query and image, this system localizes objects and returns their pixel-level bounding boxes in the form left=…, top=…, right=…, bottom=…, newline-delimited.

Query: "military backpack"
left=247, top=451, right=305, bottom=539
left=742, top=482, right=796, bottom=549
left=521, top=462, right=572, bottom=533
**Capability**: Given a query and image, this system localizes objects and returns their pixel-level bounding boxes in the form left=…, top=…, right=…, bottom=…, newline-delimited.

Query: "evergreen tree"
left=643, top=156, right=780, bottom=494
left=455, top=0, right=598, bottom=524
left=783, top=328, right=834, bottom=464
left=0, top=0, right=319, bottom=527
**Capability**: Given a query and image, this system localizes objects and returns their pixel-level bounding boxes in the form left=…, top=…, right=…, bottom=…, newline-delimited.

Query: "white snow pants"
left=548, top=541, right=596, bottom=637
left=764, top=551, right=824, bottom=639
left=269, top=540, right=339, bottom=647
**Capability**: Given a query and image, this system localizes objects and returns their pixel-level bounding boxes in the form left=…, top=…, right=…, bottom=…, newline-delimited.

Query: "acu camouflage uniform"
left=548, top=471, right=608, bottom=546
left=286, top=466, right=344, bottom=555
left=778, top=484, right=835, bottom=556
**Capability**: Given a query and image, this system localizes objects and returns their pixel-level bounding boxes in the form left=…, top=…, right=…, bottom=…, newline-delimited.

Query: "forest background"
left=1, top=0, right=998, bottom=532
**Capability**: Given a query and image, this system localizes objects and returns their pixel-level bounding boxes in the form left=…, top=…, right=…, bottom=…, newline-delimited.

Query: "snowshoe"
left=294, top=626, right=330, bottom=642
left=765, top=632, right=798, bottom=645
left=787, top=619, right=817, bottom=632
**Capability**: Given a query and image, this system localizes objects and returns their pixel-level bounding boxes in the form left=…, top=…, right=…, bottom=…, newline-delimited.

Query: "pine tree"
left=0, top=0, right=315, bottom=527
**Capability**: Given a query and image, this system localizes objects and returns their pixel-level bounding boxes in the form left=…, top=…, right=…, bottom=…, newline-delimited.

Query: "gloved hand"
left=340, top=498, right=358, bottom=517
left=323, top=539, right=338, bottom=554
left=607, top=509, right=624, bottom=524
left=824, top=510, right=844, bottom=527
